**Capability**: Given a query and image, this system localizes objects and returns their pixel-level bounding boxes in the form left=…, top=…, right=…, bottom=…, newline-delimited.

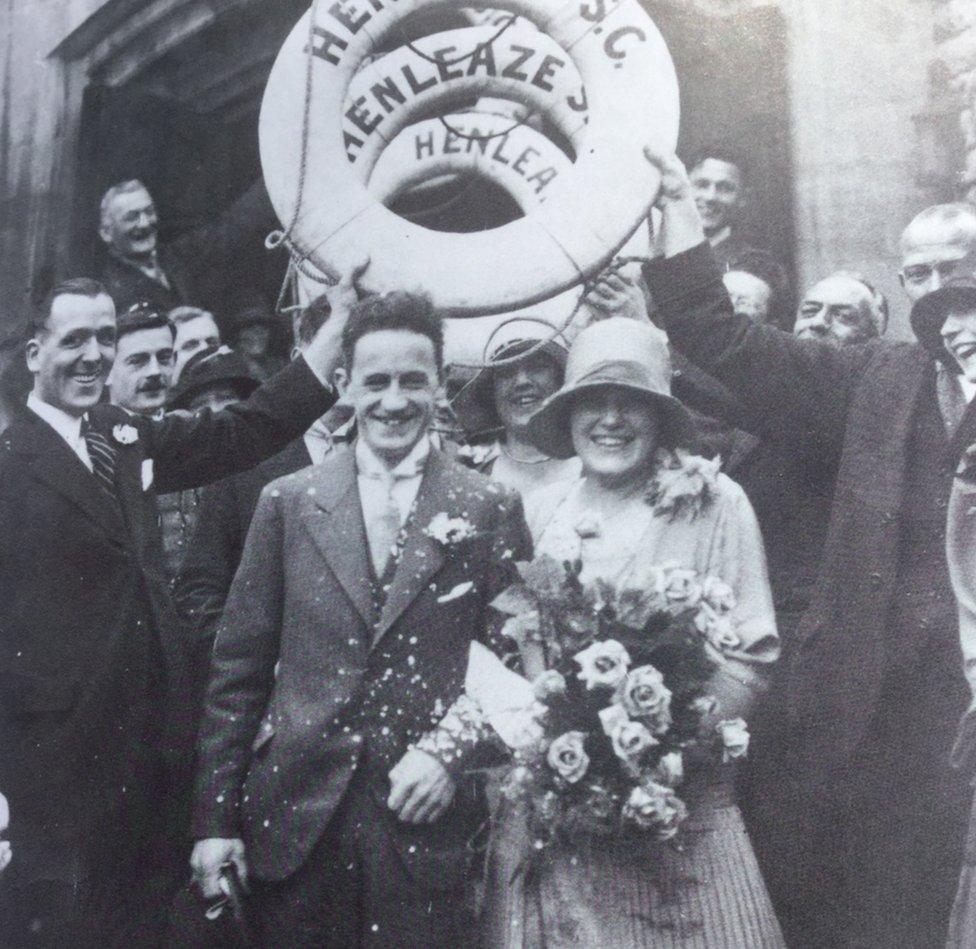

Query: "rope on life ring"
left=260, top=0, right=679, bottom=317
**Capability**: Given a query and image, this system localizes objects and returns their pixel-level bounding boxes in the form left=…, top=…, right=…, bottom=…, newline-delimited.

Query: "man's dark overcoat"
left=645, top=243, right=971, bottom=946
left=0, top=359, right=334, bottom=886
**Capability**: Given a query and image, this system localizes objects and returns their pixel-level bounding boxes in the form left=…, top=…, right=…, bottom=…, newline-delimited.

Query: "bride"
left=481, top=315, right=784, bottom=947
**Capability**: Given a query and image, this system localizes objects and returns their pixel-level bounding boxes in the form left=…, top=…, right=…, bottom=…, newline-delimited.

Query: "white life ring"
left=341, top=109, right=652, bottom=363
left=261, top=0, right=678, bottom=315
left=344, top=23, right=587, bottom=171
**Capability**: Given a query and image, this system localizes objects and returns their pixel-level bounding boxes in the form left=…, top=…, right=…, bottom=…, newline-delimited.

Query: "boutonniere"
left=112, top=424, right=139, bottom=446
left=425, top=512, right=477, bottom=546
left=645, top=448, right=719, bottom=522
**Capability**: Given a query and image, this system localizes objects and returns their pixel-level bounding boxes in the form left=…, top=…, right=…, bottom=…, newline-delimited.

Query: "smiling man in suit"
left=0, top=271, right=359, bottom=947
left=191, top=292, right=531, bottom=947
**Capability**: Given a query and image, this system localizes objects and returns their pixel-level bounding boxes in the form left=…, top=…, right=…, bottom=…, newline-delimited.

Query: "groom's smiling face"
left=338, top=328, right=440, bottom=467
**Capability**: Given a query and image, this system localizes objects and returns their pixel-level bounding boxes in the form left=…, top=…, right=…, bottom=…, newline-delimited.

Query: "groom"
left=190, top=291, right=531, bottom=946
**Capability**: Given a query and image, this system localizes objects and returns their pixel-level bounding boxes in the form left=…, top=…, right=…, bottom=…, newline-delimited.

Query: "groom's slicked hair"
left=341, top=292, right=444, bottom=371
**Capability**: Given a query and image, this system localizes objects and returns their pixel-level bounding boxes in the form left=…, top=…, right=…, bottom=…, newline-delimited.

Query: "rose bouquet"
left=484, top=553, right=749, bottom=848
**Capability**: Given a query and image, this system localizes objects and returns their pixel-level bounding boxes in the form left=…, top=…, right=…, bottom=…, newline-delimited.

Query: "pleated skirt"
left=480, top=778, right=785, bottom=948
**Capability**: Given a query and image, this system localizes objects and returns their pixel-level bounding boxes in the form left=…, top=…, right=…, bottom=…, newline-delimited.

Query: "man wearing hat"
left=168, top=345, right=261, bottom=414
left=642, top=149, right=976, bottom=948
left=453, top=320, right=580, bottom=496
left=155, top=346, right=263, bottom=578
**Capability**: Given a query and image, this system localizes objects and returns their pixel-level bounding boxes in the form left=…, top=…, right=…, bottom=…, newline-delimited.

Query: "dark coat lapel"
left=373, top=452, right=449, bottom=647
left=11, top=410, right=129, bottom=548
left=303, top=449, right=374, bottom=629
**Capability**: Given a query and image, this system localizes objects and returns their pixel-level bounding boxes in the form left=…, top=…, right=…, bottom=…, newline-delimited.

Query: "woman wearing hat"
left=453, top=322, right=581, bottom=497
left=482, top=317, right=783, bottom=947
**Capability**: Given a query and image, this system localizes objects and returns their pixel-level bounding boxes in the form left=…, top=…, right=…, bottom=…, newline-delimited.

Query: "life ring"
left=344, top=23, right=587, bottom=171
left=297, top=109, right=651, bottom=363
left=261, top=0, right=678, bottom=314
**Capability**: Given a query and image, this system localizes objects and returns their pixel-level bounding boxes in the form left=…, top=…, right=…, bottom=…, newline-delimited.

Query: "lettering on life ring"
left=261, top=0, right=678, bottom=315
left=344, top=23, right=588, bottom=166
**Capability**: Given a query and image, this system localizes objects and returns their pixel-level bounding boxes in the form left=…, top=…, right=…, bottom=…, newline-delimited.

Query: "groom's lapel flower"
left=112, top=423, right=139, bottom=446
left=425, top=512, right=477, bottom=546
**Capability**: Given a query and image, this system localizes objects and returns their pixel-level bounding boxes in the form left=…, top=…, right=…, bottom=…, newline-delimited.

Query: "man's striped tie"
left=81, top=419, right=119, bottom=501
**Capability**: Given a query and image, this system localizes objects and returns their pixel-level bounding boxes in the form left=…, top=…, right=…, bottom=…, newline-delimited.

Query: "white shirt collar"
left=355, top=434, right=431, bottom=482
left=27, top=392, right=84, bottom=444
left=708, top=225, right=732, bottom=249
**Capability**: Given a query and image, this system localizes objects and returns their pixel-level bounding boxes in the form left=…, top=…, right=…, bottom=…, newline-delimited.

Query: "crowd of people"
left=2, top=142, right=976, bottom=949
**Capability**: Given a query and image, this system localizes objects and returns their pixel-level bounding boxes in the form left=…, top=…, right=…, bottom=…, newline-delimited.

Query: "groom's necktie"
left=81, top=418, right=119, bottom=503
left=366, top=474, right=408, bottom=579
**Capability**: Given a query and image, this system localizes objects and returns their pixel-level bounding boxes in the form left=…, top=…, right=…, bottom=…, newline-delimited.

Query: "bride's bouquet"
left=469, top=553, right=749, bottom=850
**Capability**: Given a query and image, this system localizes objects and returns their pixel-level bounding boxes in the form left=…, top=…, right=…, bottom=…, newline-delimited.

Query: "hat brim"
left=911, top=284, right=976, bottom=368
left=452, top=340, right=568, bottom=437
left=169, top=376, right=261, bottom=411
left=524, top=380, right=697, bottom=460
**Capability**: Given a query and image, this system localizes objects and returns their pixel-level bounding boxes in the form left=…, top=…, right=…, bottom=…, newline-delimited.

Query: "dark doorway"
left=648, top=1, right=795, bottom=274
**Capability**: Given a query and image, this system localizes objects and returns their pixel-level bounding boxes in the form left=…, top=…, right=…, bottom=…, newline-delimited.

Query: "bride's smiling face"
left=570, top=387, right=659, bottom=489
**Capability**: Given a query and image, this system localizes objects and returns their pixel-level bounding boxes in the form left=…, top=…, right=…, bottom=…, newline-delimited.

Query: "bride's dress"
left=481, top=471, right=786, bottom=948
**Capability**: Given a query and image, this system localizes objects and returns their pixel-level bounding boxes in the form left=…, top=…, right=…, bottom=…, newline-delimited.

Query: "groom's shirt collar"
left=355, top=435, right=430, bottom=527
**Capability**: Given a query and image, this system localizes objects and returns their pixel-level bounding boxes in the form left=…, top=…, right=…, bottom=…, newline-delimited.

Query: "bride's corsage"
left=645, top=449, right=720, bottom=522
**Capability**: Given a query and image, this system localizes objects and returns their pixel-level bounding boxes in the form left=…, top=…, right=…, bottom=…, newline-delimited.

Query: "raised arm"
left=641, top=150, right=870, bottom=455
left=147, top=262, right=364, bottom=493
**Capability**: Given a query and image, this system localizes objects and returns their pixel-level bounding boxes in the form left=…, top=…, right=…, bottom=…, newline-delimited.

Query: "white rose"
left=546, top=731, right=590, bottom=784
left=717, top=718, right=750, bottom=762
left=661, top=566, right=702, bottom=609
left=653, top=751, right=684, bottom=788
left=701, top=576, right=737, bottom=614
left=622, top=782, right=688, bottom=840
left=617, top=665, right=673, bottom=734
left=610, top=720, right=658, bottom=762
left=696, top=605, right=742, bottom=651
left=574, top=640, right=631, bottom=691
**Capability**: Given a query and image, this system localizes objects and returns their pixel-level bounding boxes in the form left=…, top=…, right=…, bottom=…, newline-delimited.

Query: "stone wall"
left=932, top=0, right=976, bottom=202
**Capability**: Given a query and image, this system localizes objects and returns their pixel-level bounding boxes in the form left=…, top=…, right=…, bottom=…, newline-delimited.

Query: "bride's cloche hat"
left=524, top=316, right=695, bottom=459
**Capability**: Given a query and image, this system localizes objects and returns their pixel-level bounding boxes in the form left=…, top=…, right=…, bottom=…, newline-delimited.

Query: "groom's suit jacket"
left=192, top=446, right=531, bottom=885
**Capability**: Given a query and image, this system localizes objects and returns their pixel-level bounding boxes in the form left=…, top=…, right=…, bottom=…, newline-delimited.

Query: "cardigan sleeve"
left=700, top=475, right=781, bottom=722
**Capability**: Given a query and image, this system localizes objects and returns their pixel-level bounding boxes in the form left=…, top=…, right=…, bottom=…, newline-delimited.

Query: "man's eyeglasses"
left=901, top=261, right=966, bottom=285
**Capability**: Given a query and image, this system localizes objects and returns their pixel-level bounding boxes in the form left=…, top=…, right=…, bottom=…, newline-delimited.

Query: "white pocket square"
left=437, top=581, right=474, bottom=604
left=141, top=459, right=154, bottom=492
